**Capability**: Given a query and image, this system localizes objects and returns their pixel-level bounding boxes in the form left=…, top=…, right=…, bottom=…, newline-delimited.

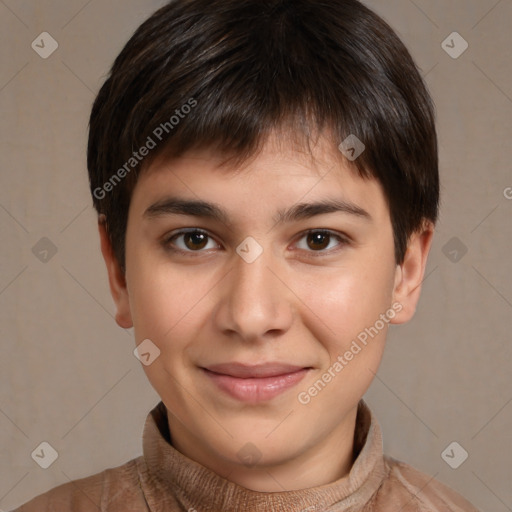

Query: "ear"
left=390, top=221, right=435, bottom=324
left=98, top=216, right=133, bottom=329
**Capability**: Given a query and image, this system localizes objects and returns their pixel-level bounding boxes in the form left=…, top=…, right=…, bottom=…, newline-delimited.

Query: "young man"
left=15, top=0, right=479, bottom=510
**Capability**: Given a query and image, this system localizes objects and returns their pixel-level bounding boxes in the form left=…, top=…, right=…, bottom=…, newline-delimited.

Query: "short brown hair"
left=88, top=0, right=439, bottom=271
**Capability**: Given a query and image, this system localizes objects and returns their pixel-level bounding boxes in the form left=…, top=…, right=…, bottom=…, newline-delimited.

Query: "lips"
left=204, top=362, right=309, bottom=378
left=201, top=362, right=311, bottom=403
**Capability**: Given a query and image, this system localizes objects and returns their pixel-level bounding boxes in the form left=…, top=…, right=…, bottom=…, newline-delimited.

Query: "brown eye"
left=164, top=229, right=218, bottom=253
left=306, top=231, right=331, bottom=251
left=183, top=231, right=209, bottom=250
left=295, top=230, right=349, bottom=255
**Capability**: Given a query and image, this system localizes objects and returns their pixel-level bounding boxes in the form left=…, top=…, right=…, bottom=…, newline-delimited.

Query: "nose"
left=213, top=246, right=294, bottom=343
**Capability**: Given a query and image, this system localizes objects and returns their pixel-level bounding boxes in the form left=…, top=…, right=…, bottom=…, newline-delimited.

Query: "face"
left=101, top=132, right=433, bottom=490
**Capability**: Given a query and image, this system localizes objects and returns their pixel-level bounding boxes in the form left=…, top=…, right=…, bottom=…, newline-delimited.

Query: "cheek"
left=125, top=240, right=224, bottom=367
left=294, top=264, right=395, bottom=413
left=128, top=261, right=202, bottom=341
left=126, top=259, right=209, bottom=395
left=298, top=256, right=396, bottom=345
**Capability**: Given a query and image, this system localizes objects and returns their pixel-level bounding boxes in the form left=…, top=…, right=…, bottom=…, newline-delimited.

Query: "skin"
left=99, top=131, right=434, bottom=492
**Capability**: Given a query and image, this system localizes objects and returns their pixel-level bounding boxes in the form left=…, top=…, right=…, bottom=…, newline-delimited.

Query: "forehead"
left=132, top=131, right=389, bottom=224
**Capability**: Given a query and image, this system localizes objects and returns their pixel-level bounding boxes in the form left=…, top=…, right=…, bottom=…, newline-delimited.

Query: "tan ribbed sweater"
left=14, top=401, right=480, bottom=511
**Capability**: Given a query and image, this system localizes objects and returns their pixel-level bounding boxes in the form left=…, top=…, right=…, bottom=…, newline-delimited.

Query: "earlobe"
left=390, top=222, right=435, bottom=325
left=98, top=217, right=133, bottom=329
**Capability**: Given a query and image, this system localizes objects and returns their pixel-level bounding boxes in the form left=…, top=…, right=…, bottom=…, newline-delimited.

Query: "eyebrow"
left=143, top=196, right=372, bottom=225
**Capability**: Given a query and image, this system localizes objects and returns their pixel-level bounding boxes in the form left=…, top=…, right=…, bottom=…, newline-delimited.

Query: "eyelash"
left=162, top=228, right=351, bottom=258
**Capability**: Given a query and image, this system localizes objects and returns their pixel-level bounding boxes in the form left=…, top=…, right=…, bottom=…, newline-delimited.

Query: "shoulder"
left=13, top=457, right=146, bottom=512
left=370, top=455, right=480, bottom=512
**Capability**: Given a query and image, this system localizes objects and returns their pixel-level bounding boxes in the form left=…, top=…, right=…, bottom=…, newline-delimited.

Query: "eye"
left=294, top=230, right=349, bottom=254
left=163, top=229, right=220, bottom=253
left=162, top=228, right=349, bottom=256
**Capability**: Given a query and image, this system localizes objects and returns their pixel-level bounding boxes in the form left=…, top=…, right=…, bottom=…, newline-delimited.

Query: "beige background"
left=1, top=0, right=511, bottom=510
